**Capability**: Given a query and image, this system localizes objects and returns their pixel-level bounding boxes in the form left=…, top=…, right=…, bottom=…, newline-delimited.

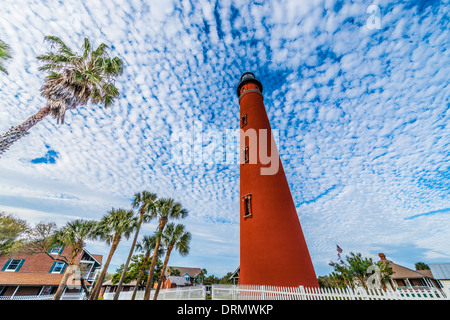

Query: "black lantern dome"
left=237, top=72, right=263, bottom=97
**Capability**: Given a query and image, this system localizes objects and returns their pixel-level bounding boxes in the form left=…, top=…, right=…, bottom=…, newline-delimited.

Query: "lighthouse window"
left=242, top=194, right=252, bottom=218
left=241, top=114, right=247, bottom=128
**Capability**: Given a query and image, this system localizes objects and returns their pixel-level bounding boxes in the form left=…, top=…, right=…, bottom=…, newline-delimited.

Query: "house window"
left=50, top=262, right=66, bottom=274
left=242, top=194, right=252, bottom=219
left=241, top=114, right=247, bottom=128
left=3, top=259, right=24, bottom=272
left=49, top=245, right=63, bottom=254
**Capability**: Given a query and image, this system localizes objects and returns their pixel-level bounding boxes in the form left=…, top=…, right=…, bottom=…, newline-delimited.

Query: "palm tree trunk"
left=153, top=246, right=173, bottom=300
left=52, top=266, right=72, bottom=300
left=0, top=105, right=51, bottom=156
left=143, top=220, right=166, bottom=300
left=155, top=276, right=164, bottom=297
left=143, top=237, right=161, bottom=300
left=81, top=278, right=90, bottom=299
left=131, top=249, right=150, bottom=300
left=113, top=213, right=144, bottom=300
left=89, top=237, right=119, bottom=300
left=53, top=253, right=78, bottom=300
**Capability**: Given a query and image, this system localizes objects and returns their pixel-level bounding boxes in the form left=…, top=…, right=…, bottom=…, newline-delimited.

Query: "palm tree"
left=50, top=219, right=97, bottom=300
left=143, top=198, right=188, bottom=300
left=130, top=233, right=164, bottom=300
left=113, top=191, right=157, bottom=300
left=198, top=268, right=207, bottom=285
left=0, top=40, right=12, bottom=75
left=89, top=208, right=137, bottom=300
left=0, top=35, right=123, bottom=156
left=153, top=223, right=191, bottom=300
left=167, top=267, right=181, bottom=276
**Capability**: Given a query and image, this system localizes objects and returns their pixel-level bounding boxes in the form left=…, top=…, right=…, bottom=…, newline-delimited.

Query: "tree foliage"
left=37, top=36, right=123, bottom=124
left=328, top=252, right=393, bottom=290
left=0, top=40, right=12, bottom=75
left=415, top=262, right=430, bottom=270
left=10, top=221, right=66, bottom=262
left=111, top=254, right=162, bottom=285
left=0, top=212, right=29, bottom=254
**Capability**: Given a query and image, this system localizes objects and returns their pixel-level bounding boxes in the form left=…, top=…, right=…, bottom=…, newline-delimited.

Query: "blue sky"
left=0, top=0, right=449, bottom=278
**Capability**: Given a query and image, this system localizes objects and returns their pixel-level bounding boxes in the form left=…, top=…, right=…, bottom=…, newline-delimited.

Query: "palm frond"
left=0, top=40, right=13, bottom=75
left=108, top=57, right=124, bottom=75
left=92, top=43, right=108, bottom=59
left=43, top=35, right=75, bottom=57
left=82, top=38, right=91, bottom=59
left=38, top=63, right=63, bottom=72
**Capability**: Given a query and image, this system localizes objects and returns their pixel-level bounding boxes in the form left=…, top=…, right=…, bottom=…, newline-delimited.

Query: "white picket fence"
left=103, top=286, right=206, bottom=300
left=0, top=293, right=86, bottom=300
left=211, top=284, right=450, bottom=300
left=3, top=285, right=448, bottom=301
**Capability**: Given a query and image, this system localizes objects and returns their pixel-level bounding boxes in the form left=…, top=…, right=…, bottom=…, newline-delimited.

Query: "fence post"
left=299, top=285, right=305, bottom=300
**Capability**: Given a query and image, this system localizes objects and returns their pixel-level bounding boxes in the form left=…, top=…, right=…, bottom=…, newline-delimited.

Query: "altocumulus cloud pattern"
left=0, top=0, right=448, bottom=276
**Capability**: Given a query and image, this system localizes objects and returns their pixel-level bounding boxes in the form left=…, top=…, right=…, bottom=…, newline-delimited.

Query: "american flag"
left=336, top=245, right=343, bottom=261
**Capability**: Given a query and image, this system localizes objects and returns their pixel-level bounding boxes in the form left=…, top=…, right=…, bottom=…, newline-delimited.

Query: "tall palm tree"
left=0, top=40, right=12, bottom=75
left=0, top=35, right=123, bottom=156
left=113, top=191, right=158, bottom=300
left=143, top=198, right=188, bottom=300
left=89, top=208, right=137, bottom=300
left=50, top=219, right=97, bottom=300
left=130, top=233, right=164, bottom=300
left=153, top=223, right=191, bottom=300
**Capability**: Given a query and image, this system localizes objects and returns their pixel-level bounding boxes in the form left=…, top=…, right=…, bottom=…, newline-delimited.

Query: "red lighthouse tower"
left=237, top=72, right=318, bottom=287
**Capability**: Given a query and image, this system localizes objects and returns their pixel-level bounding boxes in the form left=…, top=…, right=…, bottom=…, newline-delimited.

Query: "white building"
left=429, top=263, right=450, bottom=292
